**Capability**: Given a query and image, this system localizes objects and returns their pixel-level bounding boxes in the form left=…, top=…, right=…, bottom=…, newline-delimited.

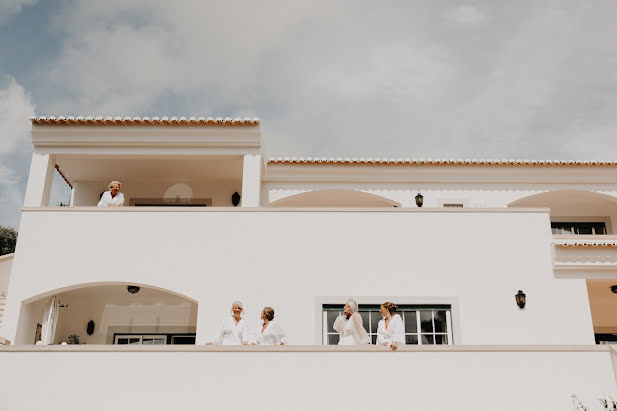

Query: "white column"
left=241, top=153, right=262, bottom=207
left=23, top=151, right=55, bottom=206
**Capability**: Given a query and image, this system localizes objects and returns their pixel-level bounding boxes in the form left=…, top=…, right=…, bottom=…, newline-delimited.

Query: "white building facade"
left=0, top=116, right=616, bottom=410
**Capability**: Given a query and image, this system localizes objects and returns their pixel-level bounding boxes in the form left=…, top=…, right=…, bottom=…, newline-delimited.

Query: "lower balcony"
left=0, top=344, right=615, bottom=410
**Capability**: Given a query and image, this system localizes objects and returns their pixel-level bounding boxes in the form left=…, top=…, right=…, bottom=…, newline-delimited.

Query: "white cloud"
left=0, top=163, right=16, bottom=184
left=0, top=76, right=34, bottom=154
left=28, top=0, right=617, bottom=162
left=0, top=0, right=37, bottom=25
left=443, top=5, right=487, bottom=28
left=0, top=77, right=35, bottom=228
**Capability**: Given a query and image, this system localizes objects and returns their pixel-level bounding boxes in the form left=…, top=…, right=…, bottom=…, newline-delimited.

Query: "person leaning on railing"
left=206, top=301, right=249, bottom=345
left=97, top=180, right=125, bottom=207
left=333, top=298, right=370, bottom=345
left=376, top=302, right=405, bottom=350
left=251, top=306, right=286, bottom=345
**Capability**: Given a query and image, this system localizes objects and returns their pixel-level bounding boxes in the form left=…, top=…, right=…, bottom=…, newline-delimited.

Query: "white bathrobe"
left=333, top=312, right=370, bottom=345
left=213, top=317, right=248, bottom=345
left=97, top=191, right=125, bottom=207
left=253, top=320, right=286, bottom=345
left=376, top=314, right=405, bottom=347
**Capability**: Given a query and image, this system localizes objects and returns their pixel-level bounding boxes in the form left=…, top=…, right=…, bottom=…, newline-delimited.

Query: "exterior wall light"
left=127, top=285, right=140, bottom=295
left=415, top=193, right=424, bottom=207
left=87, top=320, right=95, bottom=336
left=611, top=285, right=617, bottom=294
left=231, top=192, right=241, bottom=207
left=515, top=290, right=526, bottom=309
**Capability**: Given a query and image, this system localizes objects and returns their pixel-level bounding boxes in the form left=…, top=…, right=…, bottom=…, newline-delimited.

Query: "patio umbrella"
left=40, top=296, right=59, bottom=345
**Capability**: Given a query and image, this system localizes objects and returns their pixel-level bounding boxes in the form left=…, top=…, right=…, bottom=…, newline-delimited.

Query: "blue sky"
left=1, top=0, right=617, bottom=228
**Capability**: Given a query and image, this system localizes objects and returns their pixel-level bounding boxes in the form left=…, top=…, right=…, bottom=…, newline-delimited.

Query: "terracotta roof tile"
left=554, top=239, right=617, bottom=247
left=31, top=116, right=260, bottom=126
left=268, top=157, right=617, bottom=167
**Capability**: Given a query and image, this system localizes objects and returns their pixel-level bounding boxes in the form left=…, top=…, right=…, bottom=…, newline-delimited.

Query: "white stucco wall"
left=0, top=346, right=614, bottom=411
left=2, top=208, right=595, bottom=346
left=0, top=254, right=13, bottom=294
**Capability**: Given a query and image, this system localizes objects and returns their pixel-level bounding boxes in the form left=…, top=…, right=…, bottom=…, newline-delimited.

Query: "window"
left=551, top=222, right=607, bottom=235
left=114, top=334, right=196, bottom=345
left=322, top=305, right=452, bottom=345
left=595, top=334, right=617, bottom=345
left=115, top=335, right=166, bottom=345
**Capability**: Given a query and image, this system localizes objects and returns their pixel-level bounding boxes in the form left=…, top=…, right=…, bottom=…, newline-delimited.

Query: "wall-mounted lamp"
left=415, top=193, right=424, bottom=207
left=515, top=290, right=526, bottom=309
left=87, top=320, right=95, bottom=336
left=127, top=285, right=140, bottom=295
left=231, top=192, right=241, bottom=207
left=611, top=285, right=617, bottom=294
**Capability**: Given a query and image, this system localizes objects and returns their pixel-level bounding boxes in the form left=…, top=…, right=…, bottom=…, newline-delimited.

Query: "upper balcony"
left=25, top=116, right=264, bottom=208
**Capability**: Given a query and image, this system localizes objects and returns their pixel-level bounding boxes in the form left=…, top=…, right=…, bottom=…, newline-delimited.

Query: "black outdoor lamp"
left=415, top=193, right=424, bottom=207
left=515, top=290, right=526, bottom=309
left=86, top=320, right=95, bottom=336
left=127, top=285, right=140, bottom=295
left=231, top=192, right=241, bottom=207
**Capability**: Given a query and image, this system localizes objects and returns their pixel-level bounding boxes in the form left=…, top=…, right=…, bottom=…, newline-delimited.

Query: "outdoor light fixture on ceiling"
left=127, top=285, right=140, bottom=295
left=231, top=192, right=241, bottom=207
left=515, top=290, right=526, bottom=309
left=415, top=193, right=424, bottom=207
left=611, top=285, right=617, bottom=294
left=87, top=320, right=95, bottom=336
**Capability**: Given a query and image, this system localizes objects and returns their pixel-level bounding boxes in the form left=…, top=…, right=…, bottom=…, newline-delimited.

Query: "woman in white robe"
left=97, top=180, right=125, bottom=207
left=333, top=298, right=370, bottom=345
left=376, top=302, right=405, bottom=350
left=252, top=306, right=286, bottom=345
left=207, top=301, right=249, bottom=345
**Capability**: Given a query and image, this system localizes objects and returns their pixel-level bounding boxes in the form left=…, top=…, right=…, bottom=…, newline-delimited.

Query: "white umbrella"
left=40, top=296, right=59, bottom=345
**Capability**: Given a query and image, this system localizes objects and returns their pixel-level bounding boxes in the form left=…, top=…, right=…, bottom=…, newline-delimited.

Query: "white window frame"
left=321, top=305, right=453, bottom=346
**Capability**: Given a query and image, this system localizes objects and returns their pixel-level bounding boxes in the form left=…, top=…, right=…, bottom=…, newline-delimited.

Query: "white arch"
left=22, top=281, right=198, bottom=304
left=508, top=190, right=617, bottom=208
left=270, top=189, right=401, bottom=207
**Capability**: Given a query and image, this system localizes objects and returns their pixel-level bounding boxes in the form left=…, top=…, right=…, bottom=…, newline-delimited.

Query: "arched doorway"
left=15, top=283, right=197, bottom=345
left=271, top=189, right=400, bottom=207
left=508, top=190, right=617, bottom=235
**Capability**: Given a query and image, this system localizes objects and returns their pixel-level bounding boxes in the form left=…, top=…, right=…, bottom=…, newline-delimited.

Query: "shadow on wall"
left=271, top=189, right=401, bottom=207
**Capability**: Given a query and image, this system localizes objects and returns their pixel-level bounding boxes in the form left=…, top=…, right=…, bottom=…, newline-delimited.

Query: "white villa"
left=0, top=116, right=616, bottom=410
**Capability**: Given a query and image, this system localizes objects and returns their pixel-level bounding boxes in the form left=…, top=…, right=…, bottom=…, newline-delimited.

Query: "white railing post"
left=241, top=153, right=262, bottom=207
left=23, top=151, right=55, bottom=206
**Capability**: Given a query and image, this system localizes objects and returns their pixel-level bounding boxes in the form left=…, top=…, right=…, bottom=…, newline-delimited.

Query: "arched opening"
left=271, top=189, right=400, bottom=207
left=15, top=283, right=197, bottom=345
left=511, top=190, right=617, bottom=344
left=509, top=190, right=617, bottom=235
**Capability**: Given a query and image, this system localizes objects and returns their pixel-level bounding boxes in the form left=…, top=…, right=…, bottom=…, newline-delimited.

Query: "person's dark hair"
left=381, top=302, right=398, bottom=314
left=262, top=307, right=275, bottom=321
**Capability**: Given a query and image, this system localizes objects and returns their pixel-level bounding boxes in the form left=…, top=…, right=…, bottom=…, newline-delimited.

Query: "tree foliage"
left=0, top=226, right=18, bottom=256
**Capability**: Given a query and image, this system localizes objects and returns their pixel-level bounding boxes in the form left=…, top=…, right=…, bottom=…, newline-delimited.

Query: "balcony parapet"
left=21, top=206, right=551, bottom=213
left=0, top=344, right=611, bottom=353
left=553, top=235, right=617, bottom=278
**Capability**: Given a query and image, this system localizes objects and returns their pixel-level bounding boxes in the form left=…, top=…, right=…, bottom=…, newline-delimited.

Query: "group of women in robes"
left=206, top=302, right=286, bottom=346
left=207, top=298, right=404, bottom=350
left=334, top=299, right=404, bottom=349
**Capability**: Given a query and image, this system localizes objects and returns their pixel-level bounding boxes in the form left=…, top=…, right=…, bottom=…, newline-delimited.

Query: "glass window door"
left=114, top=335, right=166, bottom=345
